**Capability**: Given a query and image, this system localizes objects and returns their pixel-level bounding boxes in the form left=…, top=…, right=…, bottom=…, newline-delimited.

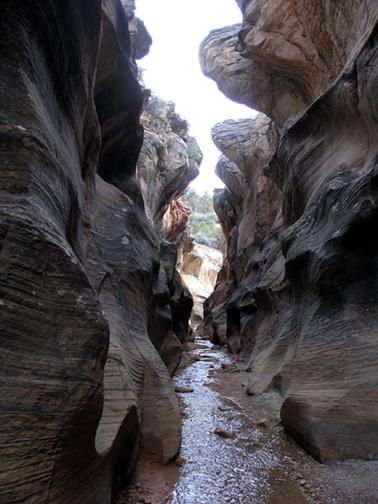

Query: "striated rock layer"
left=0, top=1, right=195, bottom=502
left=201, top=1, right=378, bottom=127
left=178, top=234, right=223, bottom=332
left=204, top=114, right=281, bottom=350
left=137, top=94, right=201, bottom=369
left=202, top=1, right=378, bottom=461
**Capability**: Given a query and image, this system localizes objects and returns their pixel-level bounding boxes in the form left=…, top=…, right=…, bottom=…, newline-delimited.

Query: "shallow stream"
left=167, top=340, right=305, bottom=504
left=121, top=340, right=378, bottom=504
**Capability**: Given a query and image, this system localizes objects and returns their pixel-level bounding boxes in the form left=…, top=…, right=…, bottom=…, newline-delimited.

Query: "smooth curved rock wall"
left=136, top=96, right=201, bottom=368
left=0, top=1, right=191, bottom=501
left=202, top=1, right=378, bottom=461
left=204, top=115, right=281, bottom=351
left=201, top=1, right=378, bottom=127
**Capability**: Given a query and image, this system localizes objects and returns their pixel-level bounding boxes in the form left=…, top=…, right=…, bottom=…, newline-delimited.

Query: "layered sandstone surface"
left=178, top=235, right=222, bottom=331
left=201, top=0, right=378, bottom=461
left=137, top=95, right=201, bottom=229
left=201, top=1, right=378, bottom=127
left=0, top=1, right=196, bottom=502
left=137, top=95, right=202, bottom=364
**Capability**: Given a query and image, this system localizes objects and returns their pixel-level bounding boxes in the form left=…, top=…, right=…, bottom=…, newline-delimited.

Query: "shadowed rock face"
left=137, top=96, right=200, bottom=230
left=204, top=115, right=281, bottom=351
left=272, top=33, right=378, bottom=460
left=202, top=2, right=378, bottom=461
left=0, top=1, right=192, bottom=501
left=122, top=0, right=152, bottom=60
left=136, top=96, right=201, bottom=371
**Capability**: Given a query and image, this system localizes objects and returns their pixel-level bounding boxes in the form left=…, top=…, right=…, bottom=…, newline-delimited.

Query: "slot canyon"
left=0, top=1, right=377, bottom=503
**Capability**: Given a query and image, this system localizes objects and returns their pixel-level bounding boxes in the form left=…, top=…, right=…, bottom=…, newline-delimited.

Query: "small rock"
left=299, top=479, right=307, bottom=486
left=218, top=405, right=231, bottom=412
left=175, top=386, right=194, bottom=393
left=175, top=456, right=186, bottom=467
left=256, top=419, right=268, bottom=428
left=214, top=427, right=235, bottom=439
left=221, top=362, right=234, bottom=370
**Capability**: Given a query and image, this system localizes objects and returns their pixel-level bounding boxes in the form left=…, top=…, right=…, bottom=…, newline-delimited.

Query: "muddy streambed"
left=120, top=340, right=378, bottom=504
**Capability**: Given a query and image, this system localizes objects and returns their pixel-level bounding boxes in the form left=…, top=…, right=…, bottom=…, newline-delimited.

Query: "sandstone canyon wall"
left=137, top=94, right=201, bottom=369
left=201, top=1, right=378, bottom=462
left=178, top=235, right=223, bottom=332
left=0, top=1, right=196, bottom=502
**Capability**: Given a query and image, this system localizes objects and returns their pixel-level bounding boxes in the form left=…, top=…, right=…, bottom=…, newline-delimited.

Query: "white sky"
left=136, top=0, right=256, bottom=194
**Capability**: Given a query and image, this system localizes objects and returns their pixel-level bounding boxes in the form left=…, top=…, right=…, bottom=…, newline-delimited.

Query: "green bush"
left=182, top=189, right=222, bottom=249
left=187, top=137, right=203, bottom=163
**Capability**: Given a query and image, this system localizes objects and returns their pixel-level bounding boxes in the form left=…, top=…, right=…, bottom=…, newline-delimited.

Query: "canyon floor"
left=118, top=341, right=378, bottom=504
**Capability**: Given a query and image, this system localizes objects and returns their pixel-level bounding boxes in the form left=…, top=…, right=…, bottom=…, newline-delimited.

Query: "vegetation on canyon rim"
left=182, top=189, right=222, bottom=249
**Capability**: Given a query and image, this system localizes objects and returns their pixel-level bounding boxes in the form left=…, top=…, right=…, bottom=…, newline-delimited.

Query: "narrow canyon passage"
left=119, top=337, right=378, bottom=504
left=1, top=1, right=378, bottom=504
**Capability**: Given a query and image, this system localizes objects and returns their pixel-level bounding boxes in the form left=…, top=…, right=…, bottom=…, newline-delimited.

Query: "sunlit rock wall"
left=201, top=0, right=378, bottom=461
left=0, top=1, right=195, bottom=502
left=201, top=1, right=378, bottom=128
left=178, top=234, right=223, bottom=332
